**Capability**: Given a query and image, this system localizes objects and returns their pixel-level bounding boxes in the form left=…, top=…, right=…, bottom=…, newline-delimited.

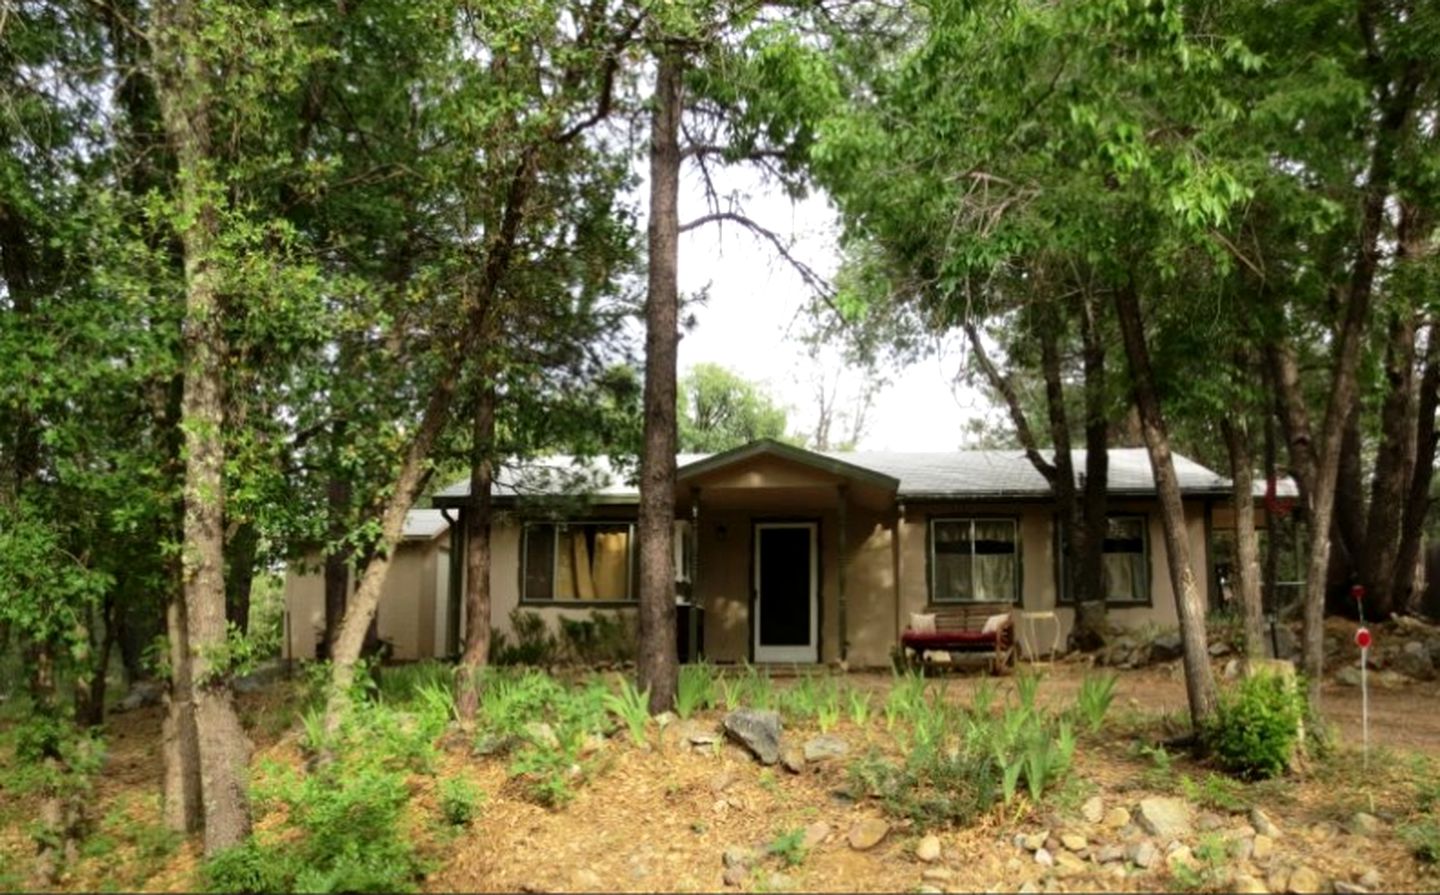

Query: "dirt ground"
left=4, top=658, right=1439, bottom=894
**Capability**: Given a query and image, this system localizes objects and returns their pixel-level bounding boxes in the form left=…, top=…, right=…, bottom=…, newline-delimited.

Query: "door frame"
left=752, top=521, right=820, bottom=663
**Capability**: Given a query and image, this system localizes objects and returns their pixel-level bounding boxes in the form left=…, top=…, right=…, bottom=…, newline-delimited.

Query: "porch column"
left=838, top=484, right=849, bottom=664
left=689, top=487, right=700, bottom=593
left=892, top=501, right=905, bottom=647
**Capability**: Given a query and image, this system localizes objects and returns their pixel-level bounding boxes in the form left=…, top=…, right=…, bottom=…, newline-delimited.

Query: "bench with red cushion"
left=901, top=602, right=1016, bottom=673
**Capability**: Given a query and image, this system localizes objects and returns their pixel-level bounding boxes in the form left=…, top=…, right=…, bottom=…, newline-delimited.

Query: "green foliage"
left=204, top=703, right=432, bottom=893
left=493, top=610, right=559, bottom=666
left=767, top=828, right=808, bottom=868
left=557, top=612, right=636, bottom=665
left=605, top=678, right=651, bottom=747
left=847, top=688, right=873, bottom=726
left=675, top=661, right=716, bottom=720
left=1204, top=671, right=1306, bottom=780
left=1401, top=817, right=1440, bottom=864
left=677, top=363, right=791, bottom=452
left=1070, top=672, right=1118, bottom=734
left=437, top=776, right=483, bottom=828
left=1178, top=772, right=1249, bottom=813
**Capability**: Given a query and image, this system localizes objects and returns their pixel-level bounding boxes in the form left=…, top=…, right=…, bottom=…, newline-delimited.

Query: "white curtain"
left=972, top=520, right=1016, bottom=602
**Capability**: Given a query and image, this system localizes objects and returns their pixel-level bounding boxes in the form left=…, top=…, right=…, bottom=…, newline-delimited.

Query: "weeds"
left=1070, top=672, right=1117, bottom=734
left=847, top=688, right=873, bottom=726
left=767, top=828, right=808, bottom=867
left=605, top=678, right=651, bottom=747
left=438, top=777, right=483, bottom=827
left=676, top=662, right=716, bottom=719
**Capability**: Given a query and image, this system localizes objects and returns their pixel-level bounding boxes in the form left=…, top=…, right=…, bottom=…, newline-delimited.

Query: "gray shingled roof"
left=433, top=444, right=1233, bottom=503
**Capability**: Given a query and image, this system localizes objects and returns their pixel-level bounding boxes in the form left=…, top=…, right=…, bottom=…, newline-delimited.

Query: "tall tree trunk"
left=322, top=438, right=352, bottom=660
left=225, top=520, right=258, bottom=635
left=1394, top=324, right=1440, bottom=611
left=161, top=594, right=203, bottom=834
left=456, top=375, right=496, bottom=722
left=1222, top=417, right=1265, bottom=662
left=154, top=0, right=252, bottom=852
left=1359, top=310, right=1417, bottom=618
left=1114, top=280, right=1216, bottom=727
left=637, top=46, right=683, bottom=714
left=1077, top=294, right=1110, bottom=646
left=1298, top=60, right=1418, bottom=706
left=322, top=144, right=538, bottom=729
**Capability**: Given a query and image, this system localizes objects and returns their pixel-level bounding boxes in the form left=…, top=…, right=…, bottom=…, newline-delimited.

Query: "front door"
left=753, top=523, right=818, bottom=663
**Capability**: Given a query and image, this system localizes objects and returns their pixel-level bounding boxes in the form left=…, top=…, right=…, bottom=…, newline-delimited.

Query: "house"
left=425, top=439, right=1244, bottom=667
left=282, top=509, right=453, bottom=661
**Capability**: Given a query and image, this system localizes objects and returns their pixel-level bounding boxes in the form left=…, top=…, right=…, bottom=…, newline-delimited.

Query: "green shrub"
left=438, top=776, right=483, bottom=827
left=767, top=828, right=807, bottom=867
left=558, top=612, right=636, bottom=664
left=605, top=678, right=651, bottom=746
left=493, top=610, right=557, bottom=666
left=1204, top=670, right=1305, bottom=780
left=1402, top=817, right=1440, bottom=863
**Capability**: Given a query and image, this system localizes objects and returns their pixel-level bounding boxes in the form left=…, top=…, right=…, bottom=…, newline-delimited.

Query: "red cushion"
left=901, top=630, right=998, bottom=648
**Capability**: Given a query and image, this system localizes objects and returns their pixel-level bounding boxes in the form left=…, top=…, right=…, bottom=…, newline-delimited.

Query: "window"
left=929, top=518, right=1019, bottom=603
left=1059, top=515, right=1150, bottom=604
left=522, top=522, right=635, bottom=602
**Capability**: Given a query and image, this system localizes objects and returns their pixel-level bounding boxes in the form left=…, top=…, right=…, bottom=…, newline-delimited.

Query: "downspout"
left=441, top=507, right=463, bottom=657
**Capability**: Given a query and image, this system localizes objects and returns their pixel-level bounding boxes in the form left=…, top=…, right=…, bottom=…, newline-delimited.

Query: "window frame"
left=926, top=515, right=1022, bottom=605
left=519, top=520, right=639, bottom=605
left=1056, top=513, right=1153, bottom=607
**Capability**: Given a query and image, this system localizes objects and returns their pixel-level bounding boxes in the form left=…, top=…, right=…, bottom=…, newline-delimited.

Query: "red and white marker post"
left=1353, top=585, right=1370, bottom=767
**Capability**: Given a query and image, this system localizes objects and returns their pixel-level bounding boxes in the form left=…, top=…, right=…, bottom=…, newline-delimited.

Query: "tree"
left=678, top=363, right=789, bottom=452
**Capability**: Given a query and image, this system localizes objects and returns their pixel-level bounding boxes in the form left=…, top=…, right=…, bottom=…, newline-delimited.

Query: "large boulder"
left=802, top=734, right=849, bottom=762
left=1135, top=797, right=1193, bottom=839
left=1395, top=642, right=1436, bottom=681
left=1148, top=632, right=1184, bottom=664
left=722, top=709, right=782, bottom=765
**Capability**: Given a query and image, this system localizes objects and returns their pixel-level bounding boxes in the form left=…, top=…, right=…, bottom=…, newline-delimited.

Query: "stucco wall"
left=283, top=539, right=447, bottom=661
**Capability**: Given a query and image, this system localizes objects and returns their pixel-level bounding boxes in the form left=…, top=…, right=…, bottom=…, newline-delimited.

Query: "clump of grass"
left=438, top=776, right=483, bottom=827
left=605, top=678, right=651, bottom=747
left=767, top=828, right=808, bottom=867
left=676, top=661, right=716, bottom=719
left=847, top=688, right=873, bottom=726
left=1070, top=672, right=1117, bottom=733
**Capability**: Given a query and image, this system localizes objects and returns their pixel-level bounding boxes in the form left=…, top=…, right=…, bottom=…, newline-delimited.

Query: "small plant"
left=676, top=661, right=716, bottom=719
left=1178, top=772, right=1248, bottom=813
left=1014, top=669, right=1042, bottom=712
left=1138, top=743, right=1176, bottom=789
left=438, top=776, right=483, bottom=827
left=605, top=678, right=651, bottom=747
left=1070, top=672, right=1117, bottom=733
left=494, top=609, right=558, bottom=666
left=847, top=688, right=873, bottom=726
left=767, top=828, right=808, bottom=867
left=718, top=670, right=745, bottom=710
left=741, top=662, right=776, bottom=711
left=1402, top=816, right=1440, bottom=863
left=1204, top=670, right=1305, bottom=780
left=815, top=678, right=841, bottom=733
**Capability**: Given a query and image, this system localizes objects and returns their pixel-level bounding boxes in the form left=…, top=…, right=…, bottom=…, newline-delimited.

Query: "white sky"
left=673, top=170, right=999, bottom=451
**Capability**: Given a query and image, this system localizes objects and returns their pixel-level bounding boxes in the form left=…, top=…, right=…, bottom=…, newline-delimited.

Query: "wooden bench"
left=901, top=602, right=1017, bottom=674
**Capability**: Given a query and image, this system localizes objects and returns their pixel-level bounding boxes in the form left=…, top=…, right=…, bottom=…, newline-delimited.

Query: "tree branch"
left=961, top=321, right=1057, bottom=482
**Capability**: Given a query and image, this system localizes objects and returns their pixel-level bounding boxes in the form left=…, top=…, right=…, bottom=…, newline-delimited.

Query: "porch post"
left=838, top=484, right=849, bottom=664
left=893, top=501, right=905, bottom=647
left=689, top=487, right=700, bottom=592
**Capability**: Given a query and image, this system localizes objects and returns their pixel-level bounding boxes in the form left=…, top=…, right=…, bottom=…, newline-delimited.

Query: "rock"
left=801, top=822, right=831, bottom=850
left=722, top=846, right=753, bottom=869
left=1393, top=644, right=1435, bottom=681
left=1224, top=658, right=1244, bottom=679
left=1310, top=821, right=1339, bottom=839
left=1359, top=870, right=1381, bottom=889
left=1166, top=845, right=1196, bottom=871
left=1102, top=807, right=1131, bottom=829
left=1348, top=812, right=1382, bottom=837
left=1197, top=812, right=1225, bottom=832
left=803, top=734, right=849, bottom=762
left=916, top=834, right=942, bottom=863
left=1287, top=865, right=1324, bottom=894
left=918, top=886, right=943, bottom=895
left=1150, top=632, right=1184, bottom=663
left=1018, top=882, right=1041, bottom=894
left=1233, top=873, right=1269, bottom=894
left=1333, top=883, right=1368, bottom=894
left=1269, top=625, right=1300, bottom=661
left=1252, top=834, right=1274, bottom=861
left=679, top=719, right=720, bottom=746
left=1267, top=867, right=1290, bottom=893
left=1250, top=807, right=1281, bottom=839
left=1232, top=837, right=1254, bottom=862
left=848, top=818, right=890, bottom=851
left=1034, top=847, right=1054, bottom=868
left=781, top=746, right=805, bottom=774
left=114, top=679, right=166, bottom=713
left=1022, top=831, right=1049, bottom=851
left=523, top=721, right=559, bottom=748
left=922, top=868, right=954, bottom=883
left=766, top=872, right=793, bottom=890
left=722, top=709, right=782, bottom=765
left=1210, top=640, right=1233, bottom=657
left=1081, top=796, right=1105, bottom=824
left=1126, top=841, right=1159, bottom=870
left=1136, top=797, right=1193, bottom=839
left=1054, top=851, right=1087, bottom=877
left=1095, top=845, right=1124, bottom=864
left=654, top=710, right=677, bottom=728
left=1060, top=833, right=1087, bottom=852
left=722, top=865, right=748, bottom=887
left=1044, top=835, right=1062, bottom=854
